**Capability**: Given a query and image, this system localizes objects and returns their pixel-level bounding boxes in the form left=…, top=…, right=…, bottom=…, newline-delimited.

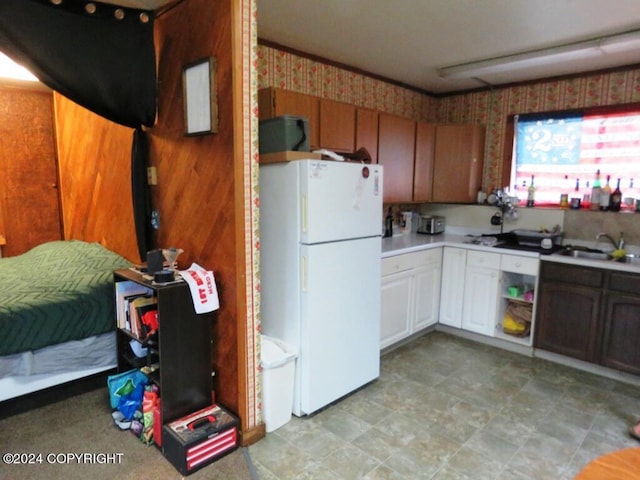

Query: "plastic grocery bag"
left=117, top=380, right=146, bottom=421
left=107, top=369, right=148, bottom=409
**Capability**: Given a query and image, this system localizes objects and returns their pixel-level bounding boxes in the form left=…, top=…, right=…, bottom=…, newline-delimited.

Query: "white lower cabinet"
left=385, top=244, right=540, bottom=347
left=461, top=251, right=500, bottom=336
left=439, top=247, right=467, bottom=328
left=496, top=253, right=539, bottom=346
left=440, top=247, right=532, bottom=341
left=414, top=261, right=442, bottom=331
left=381, top=248, right=442, bottom=349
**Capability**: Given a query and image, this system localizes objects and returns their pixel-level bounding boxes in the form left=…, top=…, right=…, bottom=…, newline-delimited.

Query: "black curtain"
left=0, top=0, right=157, bottom=258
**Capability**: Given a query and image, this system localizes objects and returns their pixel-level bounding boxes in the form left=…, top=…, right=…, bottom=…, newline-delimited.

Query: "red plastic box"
left=162, top=404, right=238, bottom=476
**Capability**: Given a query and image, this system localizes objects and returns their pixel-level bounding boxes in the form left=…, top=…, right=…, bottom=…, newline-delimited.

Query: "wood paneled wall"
left=54, top=96, right=139, bottom=260
left=152, top=0, right=245, bottom=428
left=0, top=82, right=62, bottom=257
left=54, top=0, right=250, bottom=438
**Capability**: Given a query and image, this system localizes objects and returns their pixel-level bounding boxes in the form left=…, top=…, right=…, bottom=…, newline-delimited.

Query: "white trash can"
left=261, top=335, right=298, bottom=433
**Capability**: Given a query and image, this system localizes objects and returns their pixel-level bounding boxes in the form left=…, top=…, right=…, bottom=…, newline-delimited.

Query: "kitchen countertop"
left=382, top=231, right=640, bottom=274
left=382, top=231, right=539, bottom=258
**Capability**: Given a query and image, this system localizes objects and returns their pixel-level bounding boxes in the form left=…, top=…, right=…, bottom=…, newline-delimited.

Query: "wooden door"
left=0, top=84, right=61, bottom=257
left=319, top=99, right=355, bottom=152
left=432, top=124, right=485, bottom=203
left=355, top=108, right=378, bottom=164
left=378, top=113, right=416, bottom=202
left=414, top=122, right=436, bottom=202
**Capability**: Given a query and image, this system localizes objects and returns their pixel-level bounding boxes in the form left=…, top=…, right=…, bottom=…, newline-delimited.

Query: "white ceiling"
left=256, top=0, right=640, bottom=94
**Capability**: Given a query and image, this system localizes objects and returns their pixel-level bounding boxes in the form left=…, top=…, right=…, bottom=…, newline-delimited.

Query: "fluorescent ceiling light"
left=438, top=29, right=640, bottom=80
left=0, top=52, right=38, bottom=82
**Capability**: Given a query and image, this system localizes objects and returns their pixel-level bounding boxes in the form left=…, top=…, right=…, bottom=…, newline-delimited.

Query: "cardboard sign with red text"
left=179, top=263, right=220, bottom=314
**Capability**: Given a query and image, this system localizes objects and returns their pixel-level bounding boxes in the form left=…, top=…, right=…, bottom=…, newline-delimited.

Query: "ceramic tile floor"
left=249, top=331, right=640, bottom=480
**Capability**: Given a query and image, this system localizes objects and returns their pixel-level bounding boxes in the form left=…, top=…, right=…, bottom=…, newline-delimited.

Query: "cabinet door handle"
left=301, top=195, right=308, bottom=233
left=301, top=255, right=307, bottom=293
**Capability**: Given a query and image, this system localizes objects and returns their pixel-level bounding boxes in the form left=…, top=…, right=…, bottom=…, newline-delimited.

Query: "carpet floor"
left=0, top=387, right=255, bottom=479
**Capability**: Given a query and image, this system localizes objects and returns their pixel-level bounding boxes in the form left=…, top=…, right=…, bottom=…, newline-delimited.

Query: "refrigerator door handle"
left=301, top=194, right=308, bottom=233
left=301, top=255, right=307, bottom=292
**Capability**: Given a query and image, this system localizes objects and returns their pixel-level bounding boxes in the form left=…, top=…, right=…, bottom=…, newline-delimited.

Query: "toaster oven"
left=417, top=215, right=445, bottom=235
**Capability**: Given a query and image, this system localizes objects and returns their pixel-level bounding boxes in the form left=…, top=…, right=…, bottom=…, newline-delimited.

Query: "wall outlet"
left=147, top=166, right=158, bottom=185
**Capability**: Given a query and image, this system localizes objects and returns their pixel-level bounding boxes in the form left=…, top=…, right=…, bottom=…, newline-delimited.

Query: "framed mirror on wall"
left=183, top=56, right=218, bottom=136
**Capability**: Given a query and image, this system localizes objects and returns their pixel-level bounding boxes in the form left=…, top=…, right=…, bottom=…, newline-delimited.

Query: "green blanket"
left=0, top=241, right=131, bottom=356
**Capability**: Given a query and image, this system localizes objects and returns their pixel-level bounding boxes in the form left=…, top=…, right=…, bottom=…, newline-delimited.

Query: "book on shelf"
left=115, top=280, right=153, bottom=329
left=129, top=295, right=158, bottom=340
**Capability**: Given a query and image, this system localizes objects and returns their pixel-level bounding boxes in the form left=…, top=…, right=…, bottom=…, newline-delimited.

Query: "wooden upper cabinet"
left=355, top=108, right=379, bottom=164
left=413, top=122, right=436, bottom=202
left=378, top=113, right=416, bottom=203
left=258, top=87, right=320, bottom=150
left=432, top=124, right=485, bottom=203
left=319, top=99, right=355, bottom=153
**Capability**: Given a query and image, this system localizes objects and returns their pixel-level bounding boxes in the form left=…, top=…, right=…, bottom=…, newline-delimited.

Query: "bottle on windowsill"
left=560, top=174, right=569, bottom=208
left=600, top=175, right=611, bottom=211
left=610, top=178, right=623, bottom=212
left=582, top=180, right=591, bottom=209
left=590, top=169, right=602, bottom=210
left=570, top=178, right=581, bottom=209
left=526, top=175, right=535, bottom=207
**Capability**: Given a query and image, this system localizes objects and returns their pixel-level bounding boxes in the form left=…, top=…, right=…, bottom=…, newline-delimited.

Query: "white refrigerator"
left=259, top=159, right=383, bottom=416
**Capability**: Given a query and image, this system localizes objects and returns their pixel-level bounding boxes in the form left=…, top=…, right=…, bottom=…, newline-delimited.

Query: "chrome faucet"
left=596, top=232, right=625, bottom=250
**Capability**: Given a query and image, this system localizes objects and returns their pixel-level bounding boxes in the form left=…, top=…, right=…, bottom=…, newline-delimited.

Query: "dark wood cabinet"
left=114, top=269, right=213, bottom=425
left=536, top=261, right=640, bottom=375
left=601, top=271, right=640, bottom=375
left=535, top=281, right=602, bottom=361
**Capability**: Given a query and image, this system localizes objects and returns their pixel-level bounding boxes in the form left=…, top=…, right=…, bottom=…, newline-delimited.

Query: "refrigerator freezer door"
left=296, top=236, right=381, bottom=415
left=299, top=160, right=383, bottom=244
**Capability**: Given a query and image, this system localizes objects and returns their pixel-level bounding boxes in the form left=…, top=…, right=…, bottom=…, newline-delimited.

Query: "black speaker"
left=146, top=249, right=163, bottom=275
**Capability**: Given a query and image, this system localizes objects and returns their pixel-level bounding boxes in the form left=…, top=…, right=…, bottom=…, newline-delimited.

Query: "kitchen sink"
left=558, top=249, right=611, bottom=261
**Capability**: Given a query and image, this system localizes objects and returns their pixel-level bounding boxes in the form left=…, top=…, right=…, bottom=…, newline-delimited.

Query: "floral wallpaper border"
left=241, top=0, right=261, bottom=430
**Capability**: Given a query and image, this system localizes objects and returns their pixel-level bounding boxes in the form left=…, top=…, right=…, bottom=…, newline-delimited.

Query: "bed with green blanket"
left=0, top=240, right=132, bottom=401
